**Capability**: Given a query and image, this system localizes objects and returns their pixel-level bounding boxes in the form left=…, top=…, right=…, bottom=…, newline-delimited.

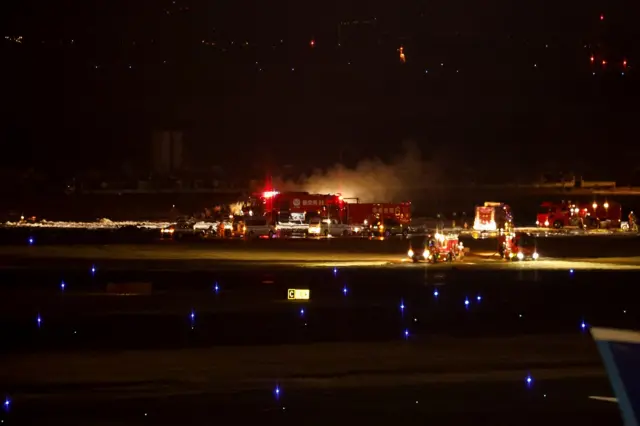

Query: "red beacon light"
left=310, top=39, right=315, bottom=47
left=590, top=55, right=594, bottom=63
left=623, top=59, right=628, bottom=67
left=600, top=14, right=604, bottom=21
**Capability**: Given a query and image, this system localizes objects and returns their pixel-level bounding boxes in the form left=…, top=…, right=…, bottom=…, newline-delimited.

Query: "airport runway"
left=1, top=235, right=633, bottom=425
left=3, top=241, right=640, bottom=270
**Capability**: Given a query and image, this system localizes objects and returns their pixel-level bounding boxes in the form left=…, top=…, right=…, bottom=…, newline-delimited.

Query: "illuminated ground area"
left=3, top=244, right=640, bottom=270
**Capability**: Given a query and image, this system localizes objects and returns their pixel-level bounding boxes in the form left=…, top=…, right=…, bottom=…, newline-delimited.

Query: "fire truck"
left=498, top=232, right=539, bottom=261
left=348, top=202, right=411, bottom=237
left=257, top=191, right=345, bottom=221
left=536, top=200, right=622, bottom=229
left=473, top=202, right=513, bottom=232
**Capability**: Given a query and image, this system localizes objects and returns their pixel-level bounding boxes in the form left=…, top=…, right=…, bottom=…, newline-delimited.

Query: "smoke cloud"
left=273, top=141, right=432, bottom=203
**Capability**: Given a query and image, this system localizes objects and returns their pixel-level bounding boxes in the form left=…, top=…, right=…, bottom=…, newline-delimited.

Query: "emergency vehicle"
left=257, top=191, right=346, bottom=223
left=346, top=202, right=411, bottom=237
left=536, top=200, right=622, bottom=229
left=473, top=202, right=513, bottom=232
left=536, top=201, right=583, bottom=229
left=498, top=232, right=539, bottom=261
left=407, top=232, right=464, bottom=263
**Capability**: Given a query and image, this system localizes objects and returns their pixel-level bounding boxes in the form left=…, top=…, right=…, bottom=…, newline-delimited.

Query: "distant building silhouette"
left=152, top=131, right=183, bottom=175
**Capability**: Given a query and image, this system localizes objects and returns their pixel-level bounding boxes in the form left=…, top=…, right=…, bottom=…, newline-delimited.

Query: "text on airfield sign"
left=287, top=289, right=310, bottom=300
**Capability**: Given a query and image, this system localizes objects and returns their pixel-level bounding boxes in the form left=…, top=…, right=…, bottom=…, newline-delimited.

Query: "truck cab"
left=536, top=203, right=573, bottom=229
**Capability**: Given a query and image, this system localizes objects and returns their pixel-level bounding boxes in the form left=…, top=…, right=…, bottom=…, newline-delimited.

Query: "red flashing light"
left=600, top=14, right=604, bottom=21
left=602, top=60, right=607, bottom=66
left=623, top=59, right=628, bottom=67
left=590, top=55, right=594, bottom=63
left=310, top=39, right=315, bottom=47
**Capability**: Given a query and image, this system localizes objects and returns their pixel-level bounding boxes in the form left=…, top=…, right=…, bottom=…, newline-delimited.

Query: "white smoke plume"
left=273, top=141, right=430, bottom=203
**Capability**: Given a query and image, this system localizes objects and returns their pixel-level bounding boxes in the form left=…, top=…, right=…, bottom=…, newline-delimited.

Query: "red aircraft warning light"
left=623, top=59, right=628, bottom=67
left=602, top=60, right=607, bottom=66
left=310, top=39, right=315, bottom=47
left=600, top=14, right=604, bottom=21
left=590, top=55, right=594, bottom=63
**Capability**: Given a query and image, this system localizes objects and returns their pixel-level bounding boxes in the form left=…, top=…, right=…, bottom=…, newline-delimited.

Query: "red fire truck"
left=536, top=200, right=622, bottom=229
left=254, top=191, right=346, bottom=223
left=347, top=202, right=411, bottom=237
left=473, top=202, right=513, bottom=232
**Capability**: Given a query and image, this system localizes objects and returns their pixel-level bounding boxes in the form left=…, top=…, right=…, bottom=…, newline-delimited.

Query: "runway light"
left=3, top=397, right=10, bottom=411
left=91, top=265, right=96, bottom=274
left=464, top=297, right=470, bottom=308
left=343, top=285, right=348, bottom=295
left=333, top=268, right=338, bottom=276
left=213, top=282, right=219, bottom=293
left=60, top=281, right=65, bottom=291
left=400, top=300, right=405, bottom=311
left=569, top=269, right=574, bottom=274
left=404, top=329, right=409, bottom=339
left=525, top=375, right=533, bottom=387
left=581, top=320, right=587, bottom=331
left=433, top=290, right=439, bottom=297
left=36, top=314, right=41, bottom=327
left=190, top=310, right=195, bottom=320
left=300, top=308, right=305, bottom=316
left=476, top=295, right=482, bottom=302
left=274, top=385, right=281, bottom=399
left=28, top=237, right=34, bottom=245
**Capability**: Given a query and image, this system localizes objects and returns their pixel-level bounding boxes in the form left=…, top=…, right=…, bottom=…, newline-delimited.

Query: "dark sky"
left=2, top=0, right=639, bottom=182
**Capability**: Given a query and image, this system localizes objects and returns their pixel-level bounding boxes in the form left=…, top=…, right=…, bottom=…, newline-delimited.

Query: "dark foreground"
left=1, top=260, right=637, bottom=424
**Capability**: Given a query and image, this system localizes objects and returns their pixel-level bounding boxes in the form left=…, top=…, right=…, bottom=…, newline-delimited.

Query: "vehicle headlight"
left=353, top=227, right=360, bottom=233
left=379, top=225, right=384, bottom=230
left=408, top=249, right=414, bottom=257
left=535, top=220, right=539, bottom=225
left=544, top=220, right=549, bottom=226
left=532, top=252, right=539, bottom=260
left=517, top=252, right=524, bottom=260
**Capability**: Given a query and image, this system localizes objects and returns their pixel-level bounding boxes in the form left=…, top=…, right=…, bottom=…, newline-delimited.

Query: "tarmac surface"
left=2, top=233, right=640, bottom=270
left=1, top=231, right=638, bottom=424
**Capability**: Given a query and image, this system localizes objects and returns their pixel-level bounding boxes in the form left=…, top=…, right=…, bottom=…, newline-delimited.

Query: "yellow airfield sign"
left=287, top=289, right=310, bottom=300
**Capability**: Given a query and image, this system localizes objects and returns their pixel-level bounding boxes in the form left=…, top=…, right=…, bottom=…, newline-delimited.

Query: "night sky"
left=2, top=0, right=639, bottom=183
